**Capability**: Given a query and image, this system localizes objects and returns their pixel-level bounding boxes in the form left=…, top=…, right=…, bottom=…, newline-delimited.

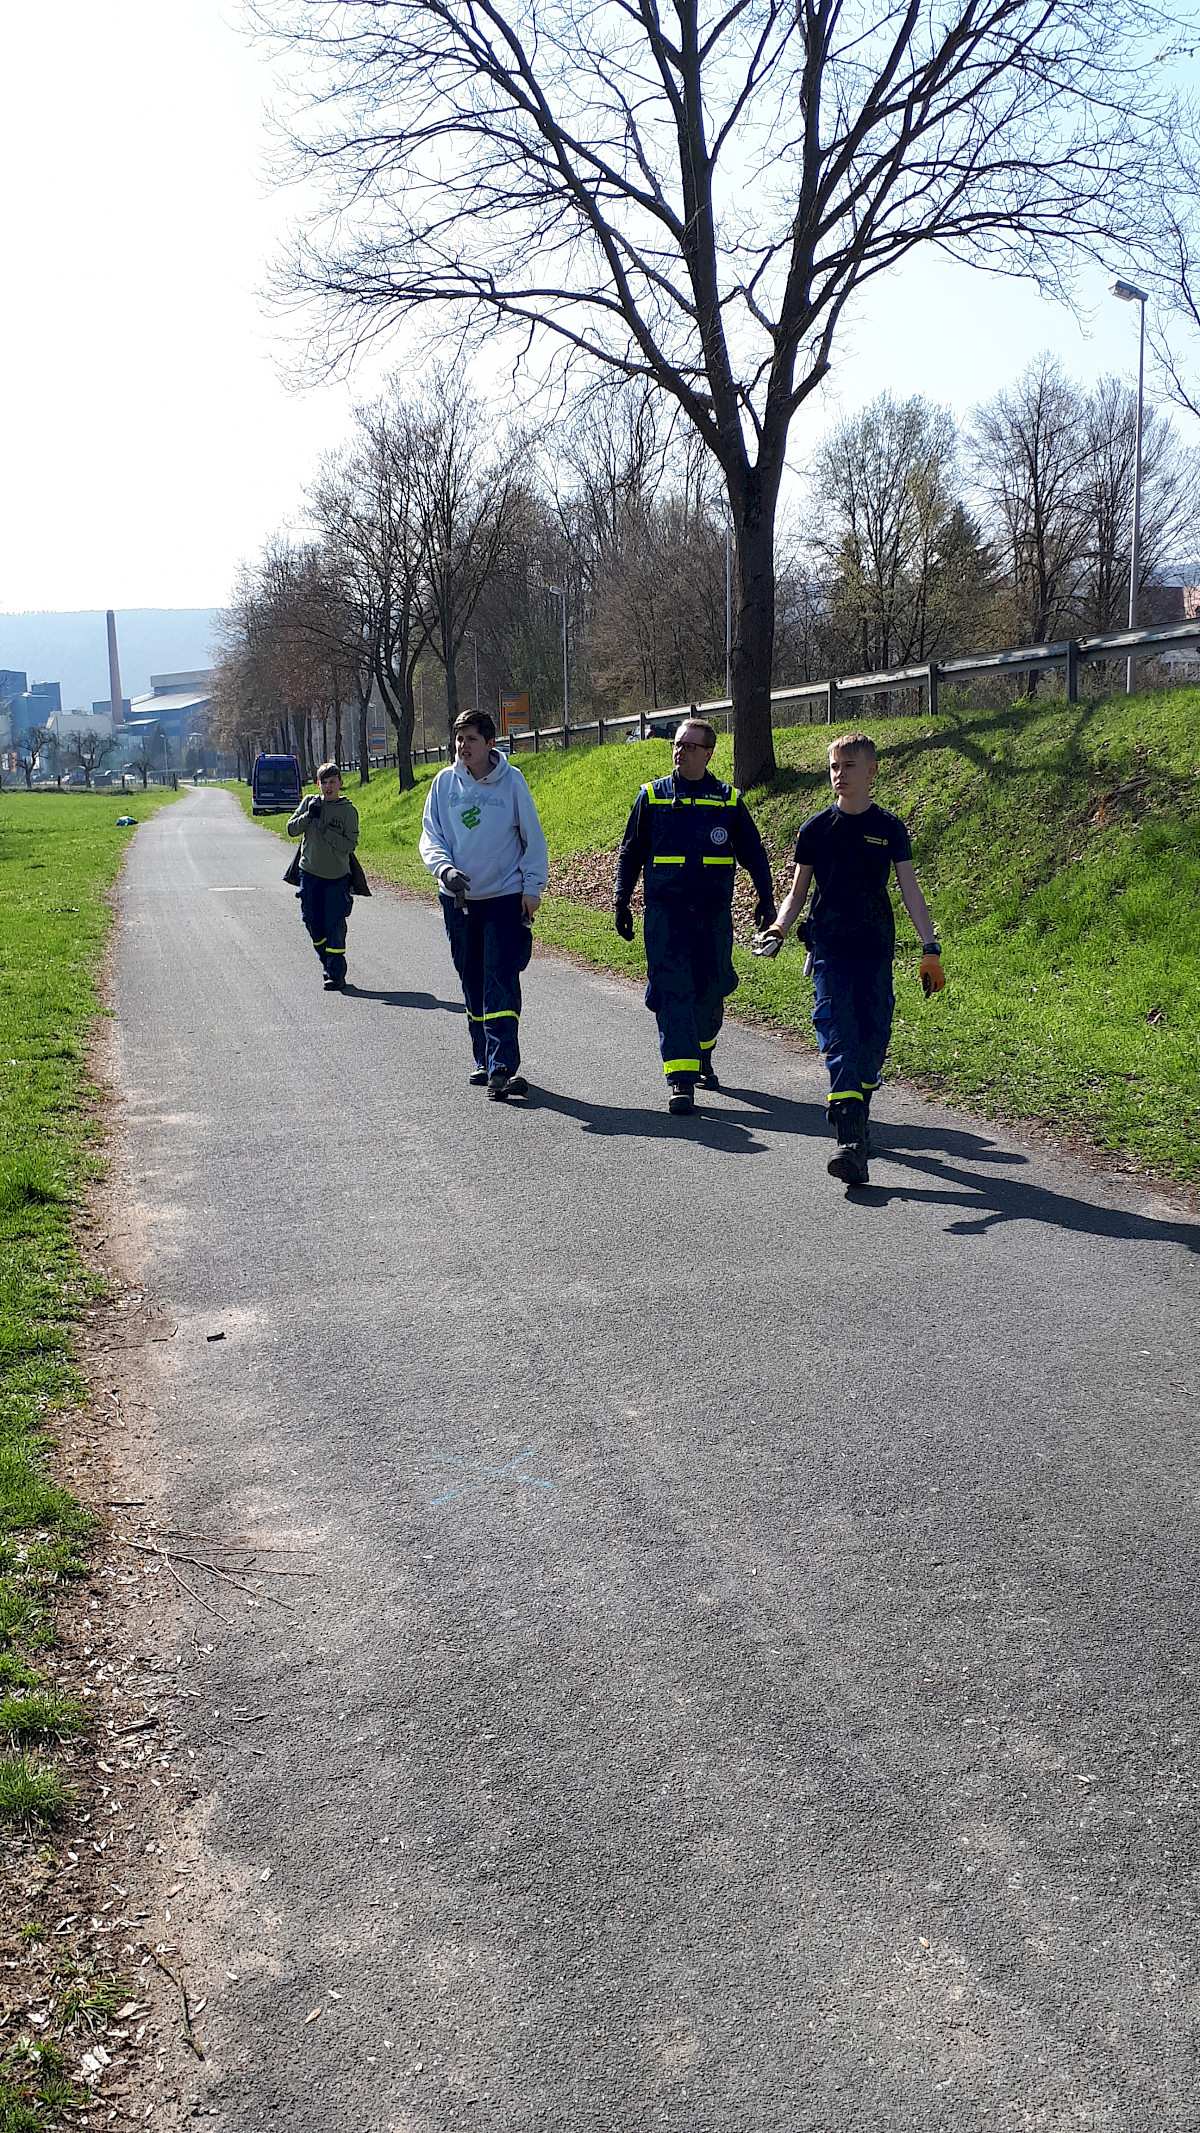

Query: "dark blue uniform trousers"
left=441, top=893, right=531, bottom=1078
left=644, top=902, right=736, bottom=1079
left=299, top=871, right=353, bottom=977
left=812, top=948, right=894, bottom=1115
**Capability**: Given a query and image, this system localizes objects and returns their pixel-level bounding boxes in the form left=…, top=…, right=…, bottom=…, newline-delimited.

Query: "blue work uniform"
left=440, top=894, right=533, bottom=1080
left=616, top=772, right=775, bottom=1081
left=794, top=802, right=912, bottom=1116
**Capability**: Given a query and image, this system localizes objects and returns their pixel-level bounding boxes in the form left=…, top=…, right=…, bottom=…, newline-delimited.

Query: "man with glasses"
left=614, top=712, right=776, bottom=1114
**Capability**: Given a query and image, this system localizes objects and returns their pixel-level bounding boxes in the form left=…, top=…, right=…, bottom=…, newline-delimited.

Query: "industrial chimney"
left=106, top=610, right=124, bottom=727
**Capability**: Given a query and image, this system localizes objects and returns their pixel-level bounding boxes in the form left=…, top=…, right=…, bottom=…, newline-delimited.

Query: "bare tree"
left=1079, top=379, right=1200, bottom=632
left=311, top=403, right=429, bottom=789
left=1150, top=211, right=1200, bottom=427
left=123, top=728, right=163, bottom=790
left=63, top=727, right=120, bottom=789
left=408, top=370, right=529, bottom=736
left=217, top=540, right=353, bottom=782
left=969, top=358, right=1092, bottom=658
left=256, top=0, right=1190, bottom=785
left=306, top=452, right=381, bottom=787
left=15, top=723, right=52, bottom=791
left=812, top=395, right=960, bottom=673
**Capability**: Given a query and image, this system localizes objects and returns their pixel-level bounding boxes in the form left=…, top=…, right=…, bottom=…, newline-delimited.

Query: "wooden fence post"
left=928, top=662, right=939, bottom=719
left=1066, top=641, right=1078, bottom=703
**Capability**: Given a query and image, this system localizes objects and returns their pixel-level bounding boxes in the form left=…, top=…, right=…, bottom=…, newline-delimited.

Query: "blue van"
left=252, top=753, right=302, bottom=816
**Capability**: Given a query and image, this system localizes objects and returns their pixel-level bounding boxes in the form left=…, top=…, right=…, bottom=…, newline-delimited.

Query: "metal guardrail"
left=418, top=617, right=1200, bottom=761
left=833, top=618, right=1200, bottom=716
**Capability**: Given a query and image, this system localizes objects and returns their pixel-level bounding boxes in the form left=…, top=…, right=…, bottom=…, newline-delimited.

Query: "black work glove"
left=306, top=797, right=322, bottom=823
left=614, top=902, right=635, bottom=941
left=442, top=869, right=470, bottom=910
left=754, top=896, right=777, bottom=931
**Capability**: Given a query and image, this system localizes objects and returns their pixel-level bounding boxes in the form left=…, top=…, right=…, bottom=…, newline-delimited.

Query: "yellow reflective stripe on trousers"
left=827, top=1090, right=864, bottom=1103
left=479, top=1009, right=519, bottom=1020
left=662, top=1057, right=701, bottom=1075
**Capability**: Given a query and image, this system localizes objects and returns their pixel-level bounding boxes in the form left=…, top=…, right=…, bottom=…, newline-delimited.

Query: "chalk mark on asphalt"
left=428, top=1445, right=554, bottom=1509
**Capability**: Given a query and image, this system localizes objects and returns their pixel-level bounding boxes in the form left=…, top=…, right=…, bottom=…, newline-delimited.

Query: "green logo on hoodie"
left=461, top=804, right=482, bottom=830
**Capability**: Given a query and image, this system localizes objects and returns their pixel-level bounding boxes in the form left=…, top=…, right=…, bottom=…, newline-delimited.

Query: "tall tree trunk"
left=356, top=683, right=371, bottom=786
left=375, top=665, right=416, bottom=792
left=730, top=498, right=778, bottom=789
left=443, top=649, right=460, bottom=738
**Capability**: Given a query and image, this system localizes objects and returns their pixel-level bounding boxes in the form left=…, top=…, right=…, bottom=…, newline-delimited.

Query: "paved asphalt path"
left=111, top=789, right=1199, bottom=2132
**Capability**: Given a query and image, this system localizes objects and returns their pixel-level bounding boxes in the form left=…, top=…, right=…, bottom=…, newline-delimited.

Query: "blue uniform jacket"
left=615, top=772, right=775, bottom=912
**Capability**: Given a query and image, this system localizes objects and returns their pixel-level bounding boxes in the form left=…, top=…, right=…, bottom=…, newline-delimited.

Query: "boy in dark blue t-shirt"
left=754, top=733, right=945, bottom=1187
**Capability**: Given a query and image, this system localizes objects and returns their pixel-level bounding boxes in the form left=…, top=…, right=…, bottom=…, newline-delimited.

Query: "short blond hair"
left=676, top=716, right=717, bottom=750
left=828, top=733, right=877, bottom=764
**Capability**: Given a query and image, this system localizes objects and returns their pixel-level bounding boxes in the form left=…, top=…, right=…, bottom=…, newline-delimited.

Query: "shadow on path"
left=856, top=1130, right=1200, bottom=1254
left=346, top=987, right=465, bottom=1014
left=529, top=1085, right=785, bottom=1153
left=536, top=1079, right=1199, bottom=1255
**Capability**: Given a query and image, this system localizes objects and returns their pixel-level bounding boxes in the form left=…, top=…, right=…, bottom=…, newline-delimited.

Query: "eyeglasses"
left=674, top=740, right=710, bottom=752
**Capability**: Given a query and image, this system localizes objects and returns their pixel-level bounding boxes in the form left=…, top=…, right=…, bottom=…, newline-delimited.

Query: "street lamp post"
left=549, top=586, right=569, bottom=737
left=1111, top=278, right=1148, bottom=697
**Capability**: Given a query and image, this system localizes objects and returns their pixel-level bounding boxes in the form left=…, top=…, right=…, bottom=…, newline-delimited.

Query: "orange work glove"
left=919, top=942, right=945, bottom=997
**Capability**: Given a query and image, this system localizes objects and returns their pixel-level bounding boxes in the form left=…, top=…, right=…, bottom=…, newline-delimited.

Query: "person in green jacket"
left=286, top=763, right=360, bottom=992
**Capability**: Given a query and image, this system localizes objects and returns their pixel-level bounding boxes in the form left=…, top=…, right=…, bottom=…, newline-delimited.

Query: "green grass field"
left=0, top=789, right=181, bottom=1825
left=237, top=684, right=1200, bottom=1181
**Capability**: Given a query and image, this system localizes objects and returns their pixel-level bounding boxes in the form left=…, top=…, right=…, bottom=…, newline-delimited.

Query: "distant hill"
left=0, top=609, right=222, bottom=712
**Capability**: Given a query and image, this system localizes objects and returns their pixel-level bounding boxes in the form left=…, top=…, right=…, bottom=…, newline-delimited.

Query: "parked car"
left=252, top=754, right=302, bottom=815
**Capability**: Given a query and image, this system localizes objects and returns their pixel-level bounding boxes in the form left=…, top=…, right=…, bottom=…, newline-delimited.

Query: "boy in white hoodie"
left=420, top=710, right=550, bottom=1099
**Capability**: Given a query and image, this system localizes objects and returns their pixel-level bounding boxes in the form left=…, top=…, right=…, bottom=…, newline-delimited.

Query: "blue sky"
left=2, top=0, right=1193, bottom=613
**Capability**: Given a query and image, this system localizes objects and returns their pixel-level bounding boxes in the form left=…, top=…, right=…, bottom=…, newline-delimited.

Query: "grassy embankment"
left=0, top=790, right=181, bottom=1837
left=235, top=684, right=1200, bottom=1181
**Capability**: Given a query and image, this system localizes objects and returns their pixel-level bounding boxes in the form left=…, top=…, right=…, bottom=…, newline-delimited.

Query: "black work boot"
left=827, top=1102, right=869, bottom=1186
left=668, top=1080, right=695, bottom=1116
left=697, top=1054, right=720, bottom=1090
left=469, top=1067, right=490, bottom=1086
left=862, top=1087, right=874, bottom=1157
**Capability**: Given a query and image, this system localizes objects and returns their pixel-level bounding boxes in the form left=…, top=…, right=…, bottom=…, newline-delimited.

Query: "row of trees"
left=248, top=0, right=1197, bottom=790
left=9, top=724, right=183, bottom=791
left=213, top=356, right=1197, bottom=785
left=814, top=358, right=1198, bottom=677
